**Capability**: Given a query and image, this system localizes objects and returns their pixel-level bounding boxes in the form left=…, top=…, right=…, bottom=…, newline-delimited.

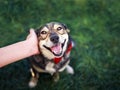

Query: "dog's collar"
left=53, top=41, right=73, bottom=64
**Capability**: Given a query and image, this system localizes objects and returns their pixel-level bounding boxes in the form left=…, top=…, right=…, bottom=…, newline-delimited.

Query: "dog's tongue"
left=51, top=44, right=61, bottom=55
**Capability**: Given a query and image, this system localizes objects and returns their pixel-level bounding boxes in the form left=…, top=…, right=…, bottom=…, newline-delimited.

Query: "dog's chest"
left=31, top=55, right=70, bottom=74
left=45, top=57, right=69, bottom=74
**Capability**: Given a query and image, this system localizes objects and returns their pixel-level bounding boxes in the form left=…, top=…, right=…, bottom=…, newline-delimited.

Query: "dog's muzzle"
left=50, top=33, right=59, bottom=44
left=43, top=32, right=66, bottom=56
left=43, top=39, right=66, bottom=57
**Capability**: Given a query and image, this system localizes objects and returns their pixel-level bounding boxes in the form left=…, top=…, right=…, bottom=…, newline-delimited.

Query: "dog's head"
left=36, top=22, right=70, bottom=59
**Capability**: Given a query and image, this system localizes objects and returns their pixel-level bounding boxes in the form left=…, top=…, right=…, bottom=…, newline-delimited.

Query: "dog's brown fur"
left=28, top=22, right=74, bottom=88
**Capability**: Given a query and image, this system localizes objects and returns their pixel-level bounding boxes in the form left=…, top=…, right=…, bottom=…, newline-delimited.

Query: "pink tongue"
left=51, top=44, right=61, bottom=54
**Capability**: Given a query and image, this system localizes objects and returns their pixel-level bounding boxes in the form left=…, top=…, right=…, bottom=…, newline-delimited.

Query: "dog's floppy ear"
left=61, top=23, right=67, bottom=29
left=35, top=28, right=40, bottom=37
left=61, top=23, right=70, bottom=33
left=35, top=26, right=43, bottom=37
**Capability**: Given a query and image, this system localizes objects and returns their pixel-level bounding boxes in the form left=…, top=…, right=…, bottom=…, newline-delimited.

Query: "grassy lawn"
left=0, top=0, right=120, bottom=90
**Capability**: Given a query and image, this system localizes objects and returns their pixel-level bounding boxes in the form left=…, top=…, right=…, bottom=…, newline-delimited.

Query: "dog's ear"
left=35, top=28, right=40, bottom=37
left=61, top=23, right=70, bottom=33
left=35, top=26, right=43, bottom=37
left=61, top=23, right=67, bottom=29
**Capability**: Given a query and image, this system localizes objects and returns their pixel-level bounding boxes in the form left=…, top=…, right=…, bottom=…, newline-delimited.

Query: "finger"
left=26, top=29, right=34, bottom=39
left=29, top=28, right=35, bottom=35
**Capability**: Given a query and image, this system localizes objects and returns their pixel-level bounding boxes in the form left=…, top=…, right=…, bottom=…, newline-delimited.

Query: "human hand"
left=26, top=28, right=40, bottom=54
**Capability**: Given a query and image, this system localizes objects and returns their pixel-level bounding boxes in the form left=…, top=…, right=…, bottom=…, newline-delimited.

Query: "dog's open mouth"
left=51, top=43, right=62, bottom=56
left=43, top=39, right=66, bottom=56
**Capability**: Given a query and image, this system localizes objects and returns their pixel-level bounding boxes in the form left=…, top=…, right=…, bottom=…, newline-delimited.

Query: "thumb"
left=29, top=28, right=35, bottom=35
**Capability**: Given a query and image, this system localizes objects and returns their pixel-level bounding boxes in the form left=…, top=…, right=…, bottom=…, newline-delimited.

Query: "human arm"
left=0, top=29, right=39, bottom=68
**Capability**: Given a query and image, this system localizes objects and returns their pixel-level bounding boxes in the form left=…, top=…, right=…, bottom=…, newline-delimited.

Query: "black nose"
left=50, top=35, right=59, bottom=43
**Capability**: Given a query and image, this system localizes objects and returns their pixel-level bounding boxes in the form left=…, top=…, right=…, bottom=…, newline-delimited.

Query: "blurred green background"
left=0, top=0, right=120, bottom=90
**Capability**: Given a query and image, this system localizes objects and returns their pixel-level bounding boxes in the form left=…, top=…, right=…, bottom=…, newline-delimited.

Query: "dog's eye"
left=57, top=26, right=65, bottom=34
left=40, top=31, right=48, bottom=39
left=40, top=31, right=47, bottom=34
left=57, top=27, right=63, bottom=31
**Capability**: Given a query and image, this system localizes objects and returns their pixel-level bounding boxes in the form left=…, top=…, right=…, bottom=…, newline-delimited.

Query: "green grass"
left=0, top=0, right=120, bottom=90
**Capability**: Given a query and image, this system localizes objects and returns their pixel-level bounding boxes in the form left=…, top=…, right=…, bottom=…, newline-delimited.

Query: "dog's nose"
left=50, top=35, right=59, bottom=43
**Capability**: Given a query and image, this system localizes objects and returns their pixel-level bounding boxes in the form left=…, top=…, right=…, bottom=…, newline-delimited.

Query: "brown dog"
left=28, top=22, right=74, bottom=88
